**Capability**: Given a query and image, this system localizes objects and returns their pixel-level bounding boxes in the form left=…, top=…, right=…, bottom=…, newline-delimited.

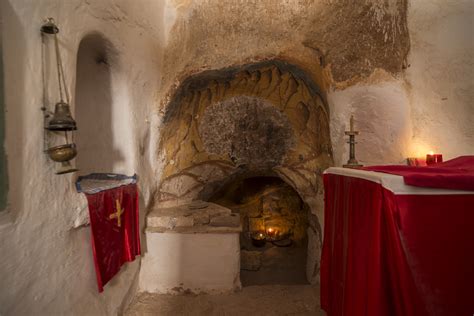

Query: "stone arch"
left=157, top=60, right=333, bottom=283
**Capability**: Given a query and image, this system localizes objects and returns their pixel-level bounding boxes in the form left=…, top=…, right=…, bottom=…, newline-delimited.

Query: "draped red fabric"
left=321, top=174, right=474, bottom=316
left=362, top=155, right=474, bottom=190
left=85, top=183, right=141, bottom=292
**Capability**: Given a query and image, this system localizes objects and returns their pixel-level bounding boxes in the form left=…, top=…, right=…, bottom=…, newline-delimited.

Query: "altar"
left=321, top=160, right=474, bottom=316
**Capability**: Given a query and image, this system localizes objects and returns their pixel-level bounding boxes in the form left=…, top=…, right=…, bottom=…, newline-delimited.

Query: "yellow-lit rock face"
left=260, top=186, right=308, bottom=244
left=199, top=96, right=295, bottom=171
left=157, top=61, right=333, bottom=212
left=211, top=177, right=308, bottom=246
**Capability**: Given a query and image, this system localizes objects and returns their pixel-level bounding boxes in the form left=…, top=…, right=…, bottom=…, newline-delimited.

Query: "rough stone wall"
left=0, top=1, right=163, bottom=315
left=303, top=0, right=410, bottom=84
left=199, top=96, right=295, bottom=171
left=160, top=0, right=410, bottom=98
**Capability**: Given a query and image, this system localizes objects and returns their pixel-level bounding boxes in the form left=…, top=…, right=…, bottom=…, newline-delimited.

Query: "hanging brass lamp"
left=47, top=101, right=77, bottom=131
left=41, top=18, right=78, bottom=174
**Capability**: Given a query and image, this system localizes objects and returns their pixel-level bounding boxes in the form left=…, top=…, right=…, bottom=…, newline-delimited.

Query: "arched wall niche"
left=156, top=60, right=333, bottom=283
left=74, top=32, right=124, bottom=175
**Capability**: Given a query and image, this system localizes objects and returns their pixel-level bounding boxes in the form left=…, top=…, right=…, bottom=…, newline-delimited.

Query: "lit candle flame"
left=428, top=151, right=434, bottom=155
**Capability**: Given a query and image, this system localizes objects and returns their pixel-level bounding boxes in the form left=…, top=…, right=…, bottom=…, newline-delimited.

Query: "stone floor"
left=241, top=244, right=308, bottom=286
left=124, top=285, right=326, bottom=316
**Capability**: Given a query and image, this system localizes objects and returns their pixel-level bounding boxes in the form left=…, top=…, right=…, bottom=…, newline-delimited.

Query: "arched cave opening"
left=143, top=60, right=333, bottom=293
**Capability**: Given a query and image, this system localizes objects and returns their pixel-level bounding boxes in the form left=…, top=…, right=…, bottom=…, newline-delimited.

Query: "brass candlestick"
left=343, top=115, right=363, bottom=168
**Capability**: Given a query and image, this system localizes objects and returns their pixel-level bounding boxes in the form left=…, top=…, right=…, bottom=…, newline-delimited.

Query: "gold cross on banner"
left=109, top=199, right=125, bottom=227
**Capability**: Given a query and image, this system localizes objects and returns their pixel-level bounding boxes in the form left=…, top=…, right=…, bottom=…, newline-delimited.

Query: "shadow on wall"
left=0, top=3, right=8, bottom=210
left=75, top=33, right=124, bottom=175
left=2, top=1, right=24, bottom=216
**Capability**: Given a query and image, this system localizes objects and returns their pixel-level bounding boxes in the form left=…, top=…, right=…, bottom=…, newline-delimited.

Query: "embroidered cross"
left=109, top=199, right=125, bottom=227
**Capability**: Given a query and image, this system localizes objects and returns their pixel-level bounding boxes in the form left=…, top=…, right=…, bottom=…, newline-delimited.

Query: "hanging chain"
left=53, top=32, right=64, bottom=103
left=41, top=33, right=47, bottom=110
left=41, top=32, right=49, bottom=152
left=53, top=30, right=70, bottom=105
left=55, top=33, right=70, bottom=105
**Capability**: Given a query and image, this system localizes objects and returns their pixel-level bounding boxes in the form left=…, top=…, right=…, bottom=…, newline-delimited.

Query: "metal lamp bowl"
left=46, top=144, right=77, bottom=162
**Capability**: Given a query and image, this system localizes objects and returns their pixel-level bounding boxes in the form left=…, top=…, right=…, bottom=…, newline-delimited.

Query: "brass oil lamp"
left=41, top=18, right=78, bottom=174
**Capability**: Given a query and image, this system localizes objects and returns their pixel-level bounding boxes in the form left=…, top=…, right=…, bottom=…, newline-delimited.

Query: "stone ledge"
left=146, top=200, right=241, bottom=233
left=146, top=225, right=241, bottom=234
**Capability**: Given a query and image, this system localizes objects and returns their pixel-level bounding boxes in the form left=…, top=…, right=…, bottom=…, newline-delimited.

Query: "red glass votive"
left=426, top=153, right=443, bottom=165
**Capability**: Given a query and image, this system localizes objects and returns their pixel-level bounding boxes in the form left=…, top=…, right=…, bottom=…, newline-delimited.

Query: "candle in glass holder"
left=251, top=231, right=266, bottom=247
left=267, top=227, right=275, bottom=238
left=426, top=151, right=443, bottom=165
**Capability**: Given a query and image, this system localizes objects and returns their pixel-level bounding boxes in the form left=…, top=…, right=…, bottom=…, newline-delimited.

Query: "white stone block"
left=139, top=232, right=241, bottom=294
left=147, top=216, right=194, bottom=229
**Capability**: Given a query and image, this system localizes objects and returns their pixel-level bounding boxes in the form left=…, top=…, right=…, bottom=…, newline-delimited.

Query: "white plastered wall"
left=0, top=0, right=164, bottom=315
left=406, top=0, right=474, bottom=159
left=328, top=76, right=412, bottom=167
left=328, top=0, right=473, bottom=166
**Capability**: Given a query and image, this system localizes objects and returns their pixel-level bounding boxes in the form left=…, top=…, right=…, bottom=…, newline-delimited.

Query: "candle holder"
left=426, top=153, right=443, bottom=165
left=265, top=227, right=288, bottom=242
left=343, top=115, right=363, bottom=169
left=265, top=227, right=276, bottom=241
left=251, top=231, right=266, bottom=247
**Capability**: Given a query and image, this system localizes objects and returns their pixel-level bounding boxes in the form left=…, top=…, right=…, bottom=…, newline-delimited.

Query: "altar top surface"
left=324, top=167, right=473, bottom=195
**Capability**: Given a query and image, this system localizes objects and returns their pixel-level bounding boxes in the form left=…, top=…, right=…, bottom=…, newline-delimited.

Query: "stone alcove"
left=209, top=175, right=311, bottom=286
left=156, top=60, right=333, bottom=284
left=75, top=32, right=124, bottom=175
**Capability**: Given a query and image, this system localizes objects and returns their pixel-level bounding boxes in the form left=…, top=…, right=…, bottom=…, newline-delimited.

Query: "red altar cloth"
left=363, top=155, right=474, bottom=191
left=85, top=183, right=141, bottom=292
left=321, top=171, right=474, bottom=316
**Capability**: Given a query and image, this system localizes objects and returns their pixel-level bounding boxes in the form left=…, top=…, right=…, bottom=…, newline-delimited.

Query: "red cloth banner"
left=85, top=183, right=141, bottom=292
left=321, top=174, right=474, bottom=316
